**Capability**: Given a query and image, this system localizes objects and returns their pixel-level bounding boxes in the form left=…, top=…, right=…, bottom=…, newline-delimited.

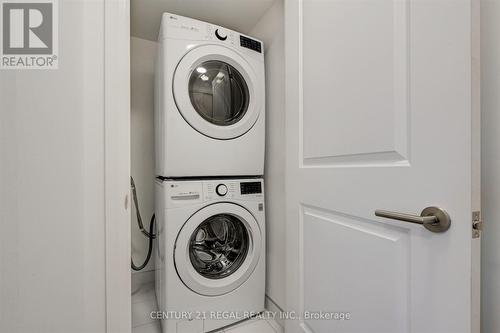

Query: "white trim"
left=265, top=295, right=285, bottom=329
left=104, top=0, right=131, bottom=332
left=470, top=0, right=481, bottom=331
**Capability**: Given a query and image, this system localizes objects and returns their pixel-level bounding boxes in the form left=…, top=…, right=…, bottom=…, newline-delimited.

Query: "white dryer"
left=155, top=13, right=265, bottom=178
left=155, top=178, right=266, bottom=333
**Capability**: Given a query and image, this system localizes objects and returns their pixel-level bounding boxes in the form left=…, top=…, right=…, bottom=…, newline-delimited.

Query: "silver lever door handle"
left=375, top=206, right=451, bottom=233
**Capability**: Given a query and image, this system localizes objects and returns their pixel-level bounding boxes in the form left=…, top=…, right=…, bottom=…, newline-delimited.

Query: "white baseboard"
left=265, top=295, right=285, bottom=330
left=131, top=269, right=155, bottom=293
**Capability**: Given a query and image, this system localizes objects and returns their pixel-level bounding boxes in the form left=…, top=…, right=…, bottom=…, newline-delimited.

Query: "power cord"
left=130, top=176, right=156, bottom=271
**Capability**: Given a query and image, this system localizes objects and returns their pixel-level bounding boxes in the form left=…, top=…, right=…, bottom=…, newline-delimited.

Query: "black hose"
left=130, top=176, right=156, bottom=271
left=131, top=177, right=155, bottom=238
left=131, top=213, right=155, bottom=271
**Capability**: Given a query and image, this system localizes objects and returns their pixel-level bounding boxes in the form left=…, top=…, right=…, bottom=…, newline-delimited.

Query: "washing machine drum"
left=173, top=45, right=262, bottom=140
left=174, top=203, right=262, bottom=296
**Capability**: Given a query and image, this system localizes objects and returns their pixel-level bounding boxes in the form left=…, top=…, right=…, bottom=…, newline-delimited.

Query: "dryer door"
left=173, top=45, right=262, bottom=140
left=174, top=203, right=262, bottom=296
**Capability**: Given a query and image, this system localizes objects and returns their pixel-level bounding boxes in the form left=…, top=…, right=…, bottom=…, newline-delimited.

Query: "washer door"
left=173, top=45, right=261, bottom=140
left=174, top=203, right=262, bottom=296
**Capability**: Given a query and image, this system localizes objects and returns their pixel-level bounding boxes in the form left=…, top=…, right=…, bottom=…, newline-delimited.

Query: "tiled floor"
left=223, top=318, right=280, bottom=333
left=132, top=281, right=159, bottom=331
left=132, top=281, right=282, bottom=333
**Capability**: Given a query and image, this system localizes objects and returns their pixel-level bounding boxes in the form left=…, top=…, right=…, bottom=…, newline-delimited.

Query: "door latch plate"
left=472, top=211, right=482, bottom=239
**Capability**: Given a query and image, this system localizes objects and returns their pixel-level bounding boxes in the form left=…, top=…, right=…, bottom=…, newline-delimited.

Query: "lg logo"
left=1, top=0, right=58, bottom=69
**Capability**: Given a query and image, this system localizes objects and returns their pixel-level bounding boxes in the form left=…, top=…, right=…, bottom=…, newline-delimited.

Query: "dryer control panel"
left=159, top=12, right=264, bottom=59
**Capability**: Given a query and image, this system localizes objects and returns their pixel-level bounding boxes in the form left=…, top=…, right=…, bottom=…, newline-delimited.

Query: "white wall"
left=0, top=1, right=106, bottom=332
left=131, top=37, right=157, bottom=274
left=250, top=0, right=286, bottom=311
left=481, top=1, right=500, bottom=331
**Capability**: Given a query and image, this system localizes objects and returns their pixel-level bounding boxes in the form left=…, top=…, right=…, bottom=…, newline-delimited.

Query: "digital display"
left=240, top=182, right=262, bottom=195
left=240, top=36, right=262, bottom=53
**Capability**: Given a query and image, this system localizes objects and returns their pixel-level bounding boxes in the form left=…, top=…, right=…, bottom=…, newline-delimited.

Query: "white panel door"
left=285, top=0, right=480, bottom=333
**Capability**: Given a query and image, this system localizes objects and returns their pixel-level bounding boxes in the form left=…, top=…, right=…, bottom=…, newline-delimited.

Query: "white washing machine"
left=155, top=178, right=266, bottom=333
left=155, top=13, right=265, bottom=178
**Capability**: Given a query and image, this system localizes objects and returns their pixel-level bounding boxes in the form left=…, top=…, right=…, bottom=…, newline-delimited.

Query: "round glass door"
left=189, top=214, right=249, bottom=279
left=188, top=61, right=250, bottom=126
left=173, top=45, right=263, bottom=140
left=174, top=203, right=262, bottom=296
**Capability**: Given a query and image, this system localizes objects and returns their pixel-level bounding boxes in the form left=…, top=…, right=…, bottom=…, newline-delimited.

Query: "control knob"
left=215, top=28, right=228, bottom=41
left=216, top=184, right=228, bottom=196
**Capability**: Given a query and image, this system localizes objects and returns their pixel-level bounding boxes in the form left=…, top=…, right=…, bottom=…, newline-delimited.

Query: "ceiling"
left=131, top=0, right=276, bottom=41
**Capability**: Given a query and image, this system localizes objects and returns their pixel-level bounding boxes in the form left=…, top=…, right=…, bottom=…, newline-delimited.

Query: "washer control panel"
left=204, top=179, right=263, bottom=201
left=164, top=179, right=263, bottom=207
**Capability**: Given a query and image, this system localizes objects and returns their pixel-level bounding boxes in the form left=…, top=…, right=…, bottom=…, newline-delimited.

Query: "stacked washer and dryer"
left=154, top=13, right=266, bottom=333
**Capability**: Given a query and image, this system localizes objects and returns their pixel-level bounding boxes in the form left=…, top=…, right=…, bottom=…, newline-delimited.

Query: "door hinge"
left=472, top=211, right=482, bottom=238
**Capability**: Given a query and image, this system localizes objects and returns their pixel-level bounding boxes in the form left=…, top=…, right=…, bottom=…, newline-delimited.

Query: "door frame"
left=104, top=0, right=131, bottom=332
left=471, top=0, right=481, bottom=330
